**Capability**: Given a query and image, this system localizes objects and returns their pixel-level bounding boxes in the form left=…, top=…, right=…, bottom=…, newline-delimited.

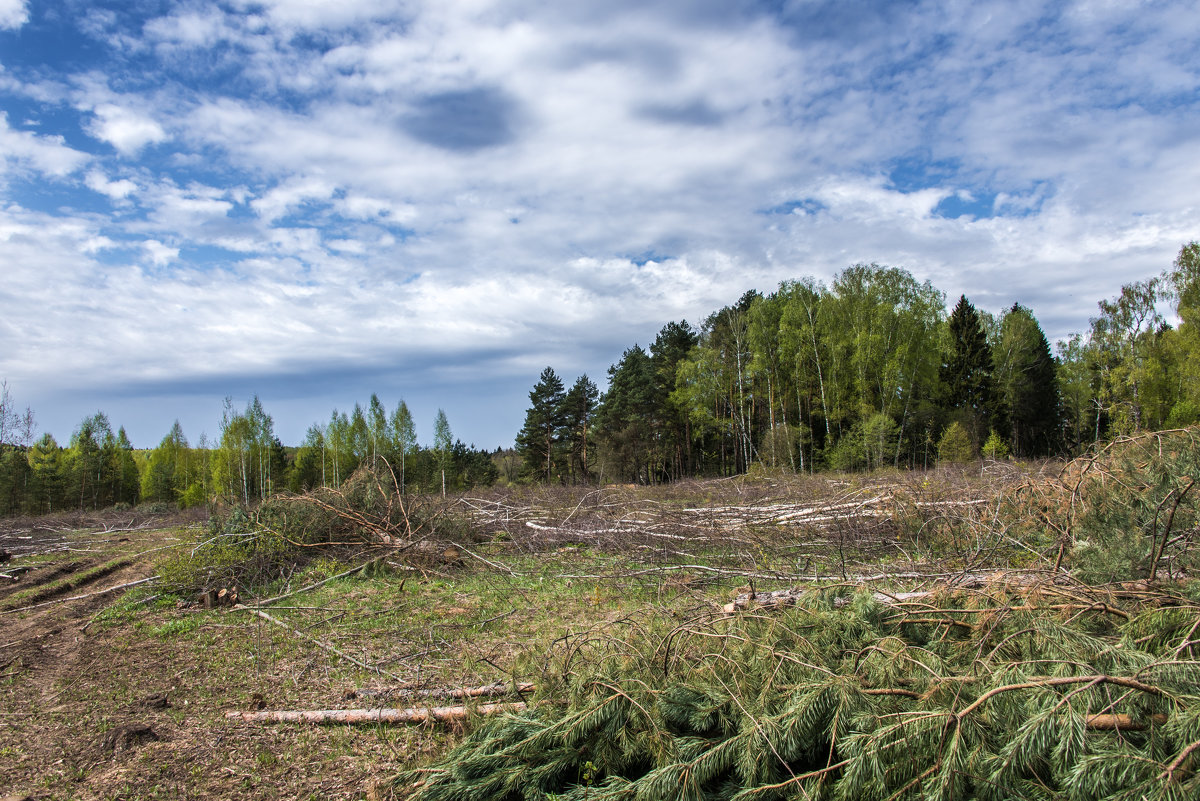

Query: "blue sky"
left=1, top=0, right=1198, bottom=449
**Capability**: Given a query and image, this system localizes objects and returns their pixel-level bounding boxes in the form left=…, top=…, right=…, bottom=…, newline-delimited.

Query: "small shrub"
left=981, top=430, right=1010, bottom=460
left=937, top=421, right=976, bottom=464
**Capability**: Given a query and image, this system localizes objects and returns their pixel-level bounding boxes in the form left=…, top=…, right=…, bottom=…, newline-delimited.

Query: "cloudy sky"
left=1, top=0, right=1197, bottom=449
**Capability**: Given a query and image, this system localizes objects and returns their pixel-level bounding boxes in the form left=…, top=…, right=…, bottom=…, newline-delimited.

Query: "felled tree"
left=400, top=585, right=1200, bottom=801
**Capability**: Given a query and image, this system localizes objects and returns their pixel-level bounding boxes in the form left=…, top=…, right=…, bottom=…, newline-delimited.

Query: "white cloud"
left=85, top=169, right=138, bottom=199
left=143, top=8, right=232, bottom=47
left=229, top=0, right=411, bottom=31
left=335, top=194, right=417, bottom=222
left=0, top=0, right=27, bottom=30
left=86, top=103, right=168, bottom=155
left=142, top=239, right=179, bottom=266
left=251, top=177, right=334, bottom=222
left=0, top=113, right=89, bottom=177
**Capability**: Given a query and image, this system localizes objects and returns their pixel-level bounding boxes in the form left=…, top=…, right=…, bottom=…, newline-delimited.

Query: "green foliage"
left=158, top=506, right=293, bottom=593
left=995, top=304, right=1063, bottom=456
left=402, top=586, right=1200, bottom=801
left=213, top=396, right=284, bottom=504
left=937, top=421, right=976, bottom=464
left=1088, top=279, right=1169, bottom=436
left=1065, top=429, right=1200, bottom=582
left=942, top=295, right=997, bottom=443
left=981, top=429, right=1010, bottom=460
left=597, top=345, right=659, bottom=483
left=828, top=412, right=900, bottom=472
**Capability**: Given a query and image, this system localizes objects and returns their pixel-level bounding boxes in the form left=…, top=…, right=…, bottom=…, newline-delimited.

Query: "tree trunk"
left=227, top=701, right=528, bottom=725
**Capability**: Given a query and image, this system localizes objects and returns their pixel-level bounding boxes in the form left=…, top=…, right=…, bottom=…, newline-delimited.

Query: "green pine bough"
left=399, top=586, right=1200, bottom=801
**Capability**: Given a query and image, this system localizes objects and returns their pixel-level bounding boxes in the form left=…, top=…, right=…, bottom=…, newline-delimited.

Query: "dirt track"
left=0, top=526, right=411, bottom=801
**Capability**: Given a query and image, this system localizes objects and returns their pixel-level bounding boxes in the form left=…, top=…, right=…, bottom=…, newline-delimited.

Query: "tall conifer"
left=941, top=295, right=996, bottom=443
left=516, top=367, right=567, bottom=481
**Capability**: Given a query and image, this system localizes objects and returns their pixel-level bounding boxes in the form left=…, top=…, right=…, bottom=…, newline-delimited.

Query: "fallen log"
left=227, top=701, right=529, bottom=725
left=723, top=587, right=931, bottom=614
left=347, top=682, right=535, bottom=702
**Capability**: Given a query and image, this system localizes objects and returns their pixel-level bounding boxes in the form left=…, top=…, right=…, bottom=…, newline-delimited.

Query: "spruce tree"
left=995, top=304, right=1062, bottom=456
left=516, top=367, right=567, bottom=482
left=940, top=295, right=996, bottom=445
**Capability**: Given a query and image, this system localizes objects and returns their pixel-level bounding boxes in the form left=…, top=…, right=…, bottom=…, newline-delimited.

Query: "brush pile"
left=402, top=579, right=1200, bottom=800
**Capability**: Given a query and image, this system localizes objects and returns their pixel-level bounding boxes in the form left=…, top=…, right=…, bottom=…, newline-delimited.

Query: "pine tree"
left=561, top=374, right=598, bottom=483
left=516, top=367, right=567, bottom=482
left=595, top=346, right=657, bottom=483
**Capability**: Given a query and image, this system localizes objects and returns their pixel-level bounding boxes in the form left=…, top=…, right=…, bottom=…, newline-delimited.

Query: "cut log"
left=227, top=701, right=528, bottom=725
left=723, top=588, right=931, bottom=614
left=347, top=682, right=534, bottom=701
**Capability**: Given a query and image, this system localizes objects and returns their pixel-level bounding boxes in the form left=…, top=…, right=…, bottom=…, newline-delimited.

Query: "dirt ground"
left=0, top=524, right=428, bottom=801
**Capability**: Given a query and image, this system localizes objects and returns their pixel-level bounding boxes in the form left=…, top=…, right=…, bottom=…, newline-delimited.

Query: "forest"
left=1, top=241, right=1197, bottom=516
left=523, top=242, right=1198, bottom=482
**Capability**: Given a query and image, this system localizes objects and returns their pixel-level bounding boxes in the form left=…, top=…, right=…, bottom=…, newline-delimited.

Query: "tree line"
left=0, top=390, right=498, bottom=515
left=3, top=242, right=1197, bottom=513
left=517, top=242, right=1200, bottom=483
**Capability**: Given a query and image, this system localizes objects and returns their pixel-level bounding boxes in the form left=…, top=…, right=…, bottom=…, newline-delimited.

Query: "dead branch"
left=238, top=605, right=404, bottom=682
left=248, top=558, right=375, bottom=607
left=1085, top=712, right=1168, bottom=730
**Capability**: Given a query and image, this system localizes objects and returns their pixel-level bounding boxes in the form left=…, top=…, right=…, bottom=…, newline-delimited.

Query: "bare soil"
left=0, top=526, right=419, bottom=801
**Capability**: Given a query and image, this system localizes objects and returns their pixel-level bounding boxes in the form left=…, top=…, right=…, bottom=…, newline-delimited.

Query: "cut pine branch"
left=1085, top=712, right=1168, bottom=730
left=227, top=701, right=529, bottom=725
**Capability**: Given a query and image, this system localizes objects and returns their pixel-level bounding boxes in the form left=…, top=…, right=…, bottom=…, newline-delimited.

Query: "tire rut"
left=1, top=558, right=134, bottom=611
left=0, top=560, right=87, bottom=602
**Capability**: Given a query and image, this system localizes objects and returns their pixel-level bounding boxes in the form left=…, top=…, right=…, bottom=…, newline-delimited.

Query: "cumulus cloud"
left=85, top=169, right=138, bottom=199
left=0, top=0, right=27, bottom=30
left=0, top=0, right=1198, bottom=446
left=86, top=103, right=168, bottom=155
left=142, top=239, right=179, bottom=266
left=0, top=113, right=89, bottom=177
